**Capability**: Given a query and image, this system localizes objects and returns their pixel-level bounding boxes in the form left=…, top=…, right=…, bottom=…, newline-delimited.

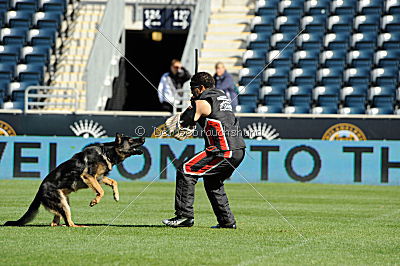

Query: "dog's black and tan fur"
left=4, top=133, right=145, bottom=227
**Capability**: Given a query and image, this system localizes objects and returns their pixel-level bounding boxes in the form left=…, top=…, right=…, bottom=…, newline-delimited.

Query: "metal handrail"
left=24, top=86, right=79, bottom=112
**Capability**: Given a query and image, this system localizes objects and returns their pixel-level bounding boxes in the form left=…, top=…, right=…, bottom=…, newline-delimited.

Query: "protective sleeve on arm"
left=180, top=100, right=197, bottom=127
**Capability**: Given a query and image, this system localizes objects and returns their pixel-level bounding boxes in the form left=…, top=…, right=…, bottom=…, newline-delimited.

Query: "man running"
left=162, top=72, right=246, bottom=229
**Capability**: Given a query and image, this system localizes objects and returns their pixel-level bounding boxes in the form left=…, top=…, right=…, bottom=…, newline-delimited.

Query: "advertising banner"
left=1, top=136, right=399, bottom=185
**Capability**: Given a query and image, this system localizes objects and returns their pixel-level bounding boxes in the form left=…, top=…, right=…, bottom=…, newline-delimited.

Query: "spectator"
left=213, top=62, right=238, bottom=109
left=158, top=59, right=191, bottom=112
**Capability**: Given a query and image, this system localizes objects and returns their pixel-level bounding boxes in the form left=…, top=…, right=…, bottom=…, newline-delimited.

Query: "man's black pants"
left=174, top=149, right=245, bottom=226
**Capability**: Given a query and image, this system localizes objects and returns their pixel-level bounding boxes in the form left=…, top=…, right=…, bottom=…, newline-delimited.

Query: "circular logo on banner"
left=322, top=123, right=367, bottom=141
left=0, top=120, right=16, bottom=136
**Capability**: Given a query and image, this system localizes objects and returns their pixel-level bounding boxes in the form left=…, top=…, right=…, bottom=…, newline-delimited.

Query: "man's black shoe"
left=162, top=216, right=194, bottom=227
left=211, top=223, right=237, bottom=229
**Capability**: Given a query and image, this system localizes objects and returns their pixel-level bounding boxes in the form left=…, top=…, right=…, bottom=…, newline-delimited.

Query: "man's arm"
left=194, top=100, right=211, bottom=121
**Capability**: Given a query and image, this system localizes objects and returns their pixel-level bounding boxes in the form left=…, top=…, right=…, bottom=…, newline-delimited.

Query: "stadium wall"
left=1, top=136, right=399, bottom=185
left=1, top=111, right=400, bottom=140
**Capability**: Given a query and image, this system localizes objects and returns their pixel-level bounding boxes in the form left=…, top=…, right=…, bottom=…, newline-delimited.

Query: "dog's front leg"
left=81, top=173, right=104, bottom=207
left=102, top=177, right=119, bottom=202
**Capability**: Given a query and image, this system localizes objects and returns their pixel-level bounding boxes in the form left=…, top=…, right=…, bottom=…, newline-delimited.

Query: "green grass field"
left=0, top=180, right=399, bottom=265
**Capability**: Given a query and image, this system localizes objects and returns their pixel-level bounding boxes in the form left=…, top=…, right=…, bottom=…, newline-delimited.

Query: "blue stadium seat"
left=290, top=67, right=317, bottom=86
left=351, top=32, right=377, bottom=49
left=34, top=12, right=62, bottom=29
left=312, top=106, right=338, bottom=114
left=257, top=105, right=283, bottom=113
left=8, top=81, right=26, bottom=101
left=354, top=14, right=380, bottom=32
left=263, top=67, right=290, bottom=85
left=238, top=94, right=258, bottom=108
left=344, top=67, right=371, bottom=86
left=301, top=14, right=327, bottom=33
left=285, top=105, right=310, bottom=114
left=247, top=33, right=270, bottom=50
left=16, top=63, right=44, bottom=83
left=279, top=0, right=303, bottom=16
left=251, top=16, right=274, bottom=33
left=339, top=106, right=366, bottom=114
left=374, top=50, right=400, bottom=68
left=267, top=49, right=293, bottom=68
left=0, top=62, right=15, bottom=80
left=372, top=96, right=394, bottom=109
left=371, top=67, right=399, bottom=86
left=341, top=85, right=368, bottom=101
left=27, top=28, right=56, bottom=47
left=313, top=85, right=340, bottom=100
left=294, top=50, right=319, bottom=68
left=358, top=0, right=383, bottom=15
left=317, top=68, right=343, bottom=85
left=378, top=32, right=400, bottom=49
left=328, top=15, right=354, bottom=32
left=5, top=10, right=33, bottom=29
left=256, top=0, right=279, bottom=16
left=324, top=32, right=350, bottom=50
left=382, top=15, right=400, bottom=32
left=1, top=28, right=26, bottom=45
left=239, top=67, right=262, bottom=86
left=21, top=46, right=49, bottom=65
left=261, top=85, right=285, bottom=106
left=12, top=0, right=38, bottom=11
left=286, top=86, right=312, bottom=106
left=344, top=95, right=366, bottom=107
left=270, top=32, right=297, bottom=50
left=297, top=32, right=324, bottom=50
left=304, top=0, right=330, bottom=14
left=317, top=95, right=338, bottom=107
left=331, top=0, right=357, bottom=15
left=386, top=0, right=400, bottom=14
left=0, top=0, right=9, bottom=10
left=275, top=15, right=300, bottom=33
left=243, top=49, right=266, bottom=67
left=369, top=86, right=396, bottom=104
left=320, top=50, right=346, bottom=68
left=235, top=104, right=255, bottom=113
left=368, top=107, right=394, bottom=115
left=0, top=45, right=20, bottom=63
left=237, top=83, right=259, bottom=97
left=3, top=101, right=24, bottom=110
left=347, top=49, right=374, bottom=68
left=40, top=0, right=66, bottom=13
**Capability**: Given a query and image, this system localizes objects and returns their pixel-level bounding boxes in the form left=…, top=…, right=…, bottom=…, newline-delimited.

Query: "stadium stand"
left=0, top=0, right=108, bottom=111
left=237, top=0, right=400, bottom=114
left=0, top=0, right=80, bottom=110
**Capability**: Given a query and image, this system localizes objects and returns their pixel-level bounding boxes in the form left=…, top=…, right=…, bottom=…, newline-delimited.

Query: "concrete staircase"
left=49, top=3, right=105, bottom=110
left=199, top=1, right=255, bottom=82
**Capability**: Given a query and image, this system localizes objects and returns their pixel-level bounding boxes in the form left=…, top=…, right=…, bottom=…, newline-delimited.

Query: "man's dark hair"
left=190, top=72, right=215, bottom=89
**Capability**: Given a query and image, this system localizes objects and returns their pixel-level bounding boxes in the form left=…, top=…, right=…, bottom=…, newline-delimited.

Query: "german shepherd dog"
left=4, top=133, right=145, bottom=227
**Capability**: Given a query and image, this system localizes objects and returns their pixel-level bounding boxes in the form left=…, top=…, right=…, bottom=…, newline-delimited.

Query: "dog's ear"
left=115, top=133, right=122, bottom=145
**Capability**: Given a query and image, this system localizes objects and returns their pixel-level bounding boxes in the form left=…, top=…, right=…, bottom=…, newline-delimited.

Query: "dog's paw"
left=89, top=199, right=98, bottom=207
left=113, top=193, right=119, bottom=202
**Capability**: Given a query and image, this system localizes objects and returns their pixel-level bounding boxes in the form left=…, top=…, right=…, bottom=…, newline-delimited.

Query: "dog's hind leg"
left=50, top=215, right=61, bottom=227
left=102, top=177, right=119, bottom=202
left=55, top=190, right=86, bottom=227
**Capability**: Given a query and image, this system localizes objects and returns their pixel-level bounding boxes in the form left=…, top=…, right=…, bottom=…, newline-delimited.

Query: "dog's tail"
left=4, top=192, right=41, bottom=226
